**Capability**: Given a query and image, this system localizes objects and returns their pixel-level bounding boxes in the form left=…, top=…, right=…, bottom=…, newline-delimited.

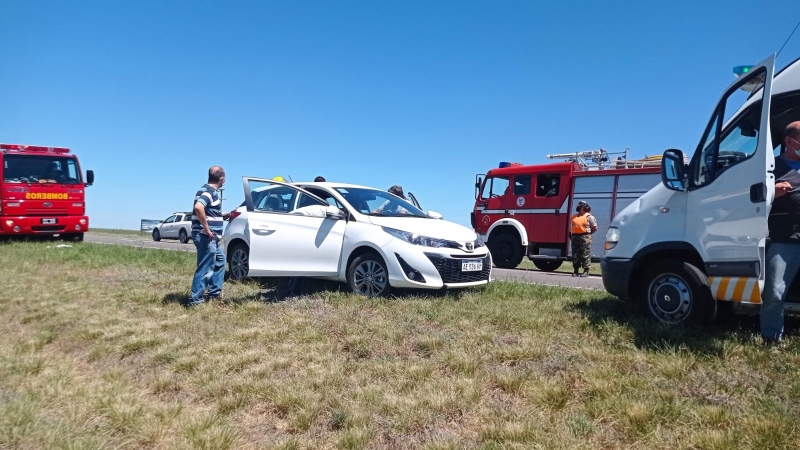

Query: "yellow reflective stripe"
left=708, top=276, right=761, bottom=303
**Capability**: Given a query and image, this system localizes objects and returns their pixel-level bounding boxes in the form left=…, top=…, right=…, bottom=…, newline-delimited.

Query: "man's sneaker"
left=183, top=298, right=206, bottom=308
left=580, top=270, right=590, bottom=277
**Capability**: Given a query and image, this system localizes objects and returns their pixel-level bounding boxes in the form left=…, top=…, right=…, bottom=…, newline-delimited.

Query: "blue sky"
left=2, top=1, right=799, bottom=229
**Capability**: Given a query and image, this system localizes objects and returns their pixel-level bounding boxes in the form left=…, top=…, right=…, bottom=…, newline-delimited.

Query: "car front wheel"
left=152, top=229, right=161, bottom=242
left=227, top=243, right=249, bottom=281
left=347, top=251, right=391, bottom=297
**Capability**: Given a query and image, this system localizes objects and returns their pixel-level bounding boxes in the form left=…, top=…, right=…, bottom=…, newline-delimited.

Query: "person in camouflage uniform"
left=570, top=201, right=598, bottom=277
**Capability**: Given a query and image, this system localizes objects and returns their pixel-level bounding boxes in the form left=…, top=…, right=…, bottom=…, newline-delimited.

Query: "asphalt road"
left=85, top=233, right=606, bottom=290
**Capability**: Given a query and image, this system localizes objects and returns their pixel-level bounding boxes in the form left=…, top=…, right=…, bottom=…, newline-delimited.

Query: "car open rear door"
left=242, top=177, right=347, bottom=277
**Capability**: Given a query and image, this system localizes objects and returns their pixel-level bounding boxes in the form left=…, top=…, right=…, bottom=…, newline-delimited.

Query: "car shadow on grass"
left=569, top=294, right=800, bottom=354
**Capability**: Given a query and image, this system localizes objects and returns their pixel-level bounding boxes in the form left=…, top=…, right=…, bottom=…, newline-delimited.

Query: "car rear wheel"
left=533, top=260, right=562, bottom=272
left=347, top=252, right=391, bottom=297
left=152, top=229, right=161, bottom=242
left=227, top=243, right=249, bottom=281
left=179, top=229, right=189, bottom=244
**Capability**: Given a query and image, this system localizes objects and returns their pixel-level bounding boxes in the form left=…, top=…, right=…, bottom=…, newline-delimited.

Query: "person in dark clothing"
left=314, top=176, right=326, bottom=182
left=760, top=121, right=800, bottom=344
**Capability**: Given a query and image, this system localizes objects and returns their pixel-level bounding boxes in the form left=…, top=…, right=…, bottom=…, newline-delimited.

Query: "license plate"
left=41, top=218, right=57, bottom=225
left=462, top=260, right=483, bottom=272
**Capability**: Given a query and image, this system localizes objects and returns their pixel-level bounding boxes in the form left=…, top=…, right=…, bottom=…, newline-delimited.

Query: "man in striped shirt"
left=187, top=166, right=230, bottom=306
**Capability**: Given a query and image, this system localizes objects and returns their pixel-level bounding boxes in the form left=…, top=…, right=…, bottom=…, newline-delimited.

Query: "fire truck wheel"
left=533, top=260, right=562, bottom=272
left=152, top=229, right=161, bottom=242
left=489, top=234, right=523, bottom=269
left=179, top=229, right=189, bottom=244
left=227, top=243, right=250, bottom=281
left=347, top=251, right=391, bottom=297
left=640, top=260, right=716, bottom=325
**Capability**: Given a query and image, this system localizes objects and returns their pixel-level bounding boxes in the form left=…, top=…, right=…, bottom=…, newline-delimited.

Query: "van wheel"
left=227, top=243, right=250, bottom=281
left=347, top=252, right=391, bottom=297
left=179, top=229, right=189, bottom=244
left=640, top=260, right=716, bottom=324
left=488, top=234, right=523, bottom=269
left=152, top=229, right=161, bottom=242
left=533, top=260, right=562, bottom=272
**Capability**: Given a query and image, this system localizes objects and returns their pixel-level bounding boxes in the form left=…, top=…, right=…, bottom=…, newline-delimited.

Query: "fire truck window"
left=482, top=177, right=510, bottom=199
left=512, top=175, right=531, bottom=195
left=536, top=174, right=560, bottom=197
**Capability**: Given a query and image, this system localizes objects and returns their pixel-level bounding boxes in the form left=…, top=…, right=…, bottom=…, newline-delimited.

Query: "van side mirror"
left=661, top=149, right=687, bottom=192
left=86, top=170, right=94, bottom=187
left=427, top=211, right=444, bottom=220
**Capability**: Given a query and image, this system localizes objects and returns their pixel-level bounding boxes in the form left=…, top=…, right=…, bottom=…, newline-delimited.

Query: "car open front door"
left=243, top=177, right=347, bottom=277
left=686, top=55, right=776, bottom=303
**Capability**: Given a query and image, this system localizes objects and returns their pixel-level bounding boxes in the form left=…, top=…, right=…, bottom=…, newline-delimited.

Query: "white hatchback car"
left=223, top=178, right=492, bottom=296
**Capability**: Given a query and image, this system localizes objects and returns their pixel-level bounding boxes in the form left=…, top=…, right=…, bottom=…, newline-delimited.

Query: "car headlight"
left=605, top=226, right=620, bottom=250
left=383, top=227, right=455, bottom=248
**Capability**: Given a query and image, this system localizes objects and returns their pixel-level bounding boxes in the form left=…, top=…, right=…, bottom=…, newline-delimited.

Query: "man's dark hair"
left=389, top=185, right=406, bottom=199
left=314, top=176, right=326, bottom=182
left=208, top=166, right=225, bottom=183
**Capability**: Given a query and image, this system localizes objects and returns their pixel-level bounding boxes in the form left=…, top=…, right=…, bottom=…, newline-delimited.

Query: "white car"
left=223, top=178, right=492, bottom=296
left=152, top=212, right=192, bottom=243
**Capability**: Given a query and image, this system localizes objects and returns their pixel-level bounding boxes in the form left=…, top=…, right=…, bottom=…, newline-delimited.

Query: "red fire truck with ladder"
left=1, top=143, right=94, bottom=240
left=472, top=148, right=660, bottom=270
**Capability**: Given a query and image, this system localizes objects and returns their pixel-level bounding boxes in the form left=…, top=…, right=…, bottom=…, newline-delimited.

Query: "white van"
left=601, top=54, right=800, bottom=324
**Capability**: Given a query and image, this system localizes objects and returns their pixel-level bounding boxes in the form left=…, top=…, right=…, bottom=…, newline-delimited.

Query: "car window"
left=253, top=185, right=297, bottom=213
left=301, top=187, right=345, bottom=209
left=164, top=215, right=176, bottom=223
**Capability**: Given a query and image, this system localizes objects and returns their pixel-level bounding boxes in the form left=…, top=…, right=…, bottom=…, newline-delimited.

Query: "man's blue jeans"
left=190, top=231, right=225, bottom=302
left=760, top=241, right=800, bottom=339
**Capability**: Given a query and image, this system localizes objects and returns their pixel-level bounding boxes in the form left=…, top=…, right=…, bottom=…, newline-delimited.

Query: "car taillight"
left=228, top=210, right=242, bottom=221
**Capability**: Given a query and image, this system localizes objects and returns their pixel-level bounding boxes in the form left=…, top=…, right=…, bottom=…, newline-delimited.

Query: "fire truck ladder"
left=546, top=148, right=661, bottom=170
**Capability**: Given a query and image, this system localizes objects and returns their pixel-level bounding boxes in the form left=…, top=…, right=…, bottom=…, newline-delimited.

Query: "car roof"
left=296, top=181, right=380, bottom=190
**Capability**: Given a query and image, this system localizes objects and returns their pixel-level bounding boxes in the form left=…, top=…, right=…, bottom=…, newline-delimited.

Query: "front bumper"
left=382, top=242, right=492, bottom=290
left=600, top=257, right=635, bottom=300
left=0, top=215, right=89, bottom=236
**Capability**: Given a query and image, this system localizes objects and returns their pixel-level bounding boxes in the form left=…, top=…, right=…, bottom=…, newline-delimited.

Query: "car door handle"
left=252, top=225, right=275, bottom=236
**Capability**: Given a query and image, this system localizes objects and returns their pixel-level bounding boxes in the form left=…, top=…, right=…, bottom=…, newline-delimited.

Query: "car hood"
left=367, top=215, right=477, bottom=241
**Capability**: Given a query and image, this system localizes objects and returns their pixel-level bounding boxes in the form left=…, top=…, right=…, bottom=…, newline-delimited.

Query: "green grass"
left=1, top=240, right=800, bottom=448
left=89, top=228, right=150, bottom=238
left=517, top=258, right=603, bottom=275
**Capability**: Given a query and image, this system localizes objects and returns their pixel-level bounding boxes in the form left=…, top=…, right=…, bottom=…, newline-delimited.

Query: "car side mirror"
left=427, top=210, right=443, bottom=220
left=661, top=149, right=687, bottom=192
left=325, top=205, right=345, bottom=220
left=86, top=170, right=94, bottom=186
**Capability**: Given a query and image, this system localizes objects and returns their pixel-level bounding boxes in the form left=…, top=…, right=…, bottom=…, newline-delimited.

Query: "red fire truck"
left=472, top=149, right=660, bottom=270
left=1, top=143, right=94, bottom=241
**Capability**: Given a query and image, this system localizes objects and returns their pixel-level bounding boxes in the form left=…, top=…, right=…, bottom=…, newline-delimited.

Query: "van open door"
left=658, top=55, right=776, bottom=319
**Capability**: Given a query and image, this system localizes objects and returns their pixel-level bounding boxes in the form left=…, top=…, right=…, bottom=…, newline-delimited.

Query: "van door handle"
left=750, top=182, right=766, bottom=203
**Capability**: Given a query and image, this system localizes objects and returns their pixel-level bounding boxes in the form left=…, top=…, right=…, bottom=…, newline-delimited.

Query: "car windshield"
left=335, top=187, right=429, bottom=217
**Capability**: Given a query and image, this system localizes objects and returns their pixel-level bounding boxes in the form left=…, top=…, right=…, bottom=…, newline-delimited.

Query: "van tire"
left=489, top=234, right=523, bottom=269
left=640, top=259, right=716, bottom=325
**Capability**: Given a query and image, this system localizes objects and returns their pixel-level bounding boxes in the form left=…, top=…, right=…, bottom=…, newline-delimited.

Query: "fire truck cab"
left=1, top=144, right=94, bottom=240
left=472, top=150, right=660, bottom=270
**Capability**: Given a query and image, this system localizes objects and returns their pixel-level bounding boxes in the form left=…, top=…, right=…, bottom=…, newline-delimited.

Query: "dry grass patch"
left=2, top=241, right=800, bottom=448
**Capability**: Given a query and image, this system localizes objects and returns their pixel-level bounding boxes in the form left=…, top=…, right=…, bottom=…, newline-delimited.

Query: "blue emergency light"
left=733, top=65, right=753, bottom=76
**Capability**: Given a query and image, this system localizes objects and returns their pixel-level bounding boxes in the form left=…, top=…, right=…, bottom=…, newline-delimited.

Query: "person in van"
left=569, top=201, right=598, bottom=277
left=760, top=121, right=800, bottom=344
